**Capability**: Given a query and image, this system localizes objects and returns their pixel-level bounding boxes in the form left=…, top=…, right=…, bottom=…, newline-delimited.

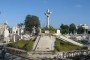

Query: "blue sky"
left=0, top=0, right=90, bottom=28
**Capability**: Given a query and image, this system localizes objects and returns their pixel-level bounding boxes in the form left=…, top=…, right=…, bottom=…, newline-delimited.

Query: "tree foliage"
left=60, top=24, right=69, bottom=34
left=49, top=25, right=55, bottom=33
left=69, top=23, right=76, bottom=34
left=60, top=23, right=89, bottom=34
left=17, top=23, right=24, bottom=27
left=42, top=25, right=55, bottom=33
left=24, top=15, right=40, bottom=33
left=88, top=30, right=90, bottom=34
left=77, top=26, right=84, bottom=34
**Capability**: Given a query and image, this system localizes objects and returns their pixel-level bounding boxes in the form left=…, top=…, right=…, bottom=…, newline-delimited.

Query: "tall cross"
left=45, top=9, right=52, bottom=29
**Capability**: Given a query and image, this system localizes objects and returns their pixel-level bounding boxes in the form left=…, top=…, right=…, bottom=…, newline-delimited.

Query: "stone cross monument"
left=4, top=23, right=10, bottom=43
left=45, top=9, right=52, bottom=29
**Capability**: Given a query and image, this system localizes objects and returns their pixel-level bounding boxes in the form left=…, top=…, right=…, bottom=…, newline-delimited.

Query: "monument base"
left=45, top=30, right=49, bottom=34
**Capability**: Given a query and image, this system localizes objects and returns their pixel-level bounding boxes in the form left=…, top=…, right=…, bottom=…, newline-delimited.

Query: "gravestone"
left=56, top=29, right=61, bottom=35
left=4, top=25, right=10, bottom=43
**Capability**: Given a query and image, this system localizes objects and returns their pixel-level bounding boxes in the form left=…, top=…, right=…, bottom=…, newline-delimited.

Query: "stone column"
left=13, top=35, right=15, bottom=42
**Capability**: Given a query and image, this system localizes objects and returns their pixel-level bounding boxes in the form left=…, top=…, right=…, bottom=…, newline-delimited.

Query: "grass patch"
left=55, top=38, right=81, bottom=51
left=7, top=40, right=34, bottom=51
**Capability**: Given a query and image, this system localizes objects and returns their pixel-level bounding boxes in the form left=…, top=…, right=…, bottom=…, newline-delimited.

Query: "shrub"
left=7, top=40, right=34, bottom=51
left=23, top=40, right=34, bottom=51
left=55, top=38, right=81, bottom=51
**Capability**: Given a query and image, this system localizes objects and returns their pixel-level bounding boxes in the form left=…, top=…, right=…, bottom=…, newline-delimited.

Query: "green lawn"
left=7, top=40, right=34, bottom=51
left=55, top=38, right=81, bottom=51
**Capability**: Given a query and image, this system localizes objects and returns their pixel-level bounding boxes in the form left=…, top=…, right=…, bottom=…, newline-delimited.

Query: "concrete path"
left=34, top=35, right=55, bottom=51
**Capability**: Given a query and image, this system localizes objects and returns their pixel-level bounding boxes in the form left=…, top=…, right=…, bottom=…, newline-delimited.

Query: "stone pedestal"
left=45, top=30, right=49, bottom=34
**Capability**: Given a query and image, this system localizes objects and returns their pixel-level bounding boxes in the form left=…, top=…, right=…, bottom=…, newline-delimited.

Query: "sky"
left=0, top=0, right=90, bottom=28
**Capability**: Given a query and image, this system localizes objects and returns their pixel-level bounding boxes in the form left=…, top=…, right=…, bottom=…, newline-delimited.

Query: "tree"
left=17, top=23, right=24, bottom=28
left=88, top=30, right=90, bottom=34
left=24, top=15, right=40, bottom=33
left=49, top=25, right=55, bottom=33
left=60, top=24, right=69, bottom=34
left=69, top=23, right=76, bottom=34
left=77, top=26, right=84, bottom=34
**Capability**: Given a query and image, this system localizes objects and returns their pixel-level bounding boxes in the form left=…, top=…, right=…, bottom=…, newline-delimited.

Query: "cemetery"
left=0, top=9, right=90, bottom=60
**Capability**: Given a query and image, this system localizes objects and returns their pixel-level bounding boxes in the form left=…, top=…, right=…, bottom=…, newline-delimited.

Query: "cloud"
left=75, top=4, right=82, bottom=7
